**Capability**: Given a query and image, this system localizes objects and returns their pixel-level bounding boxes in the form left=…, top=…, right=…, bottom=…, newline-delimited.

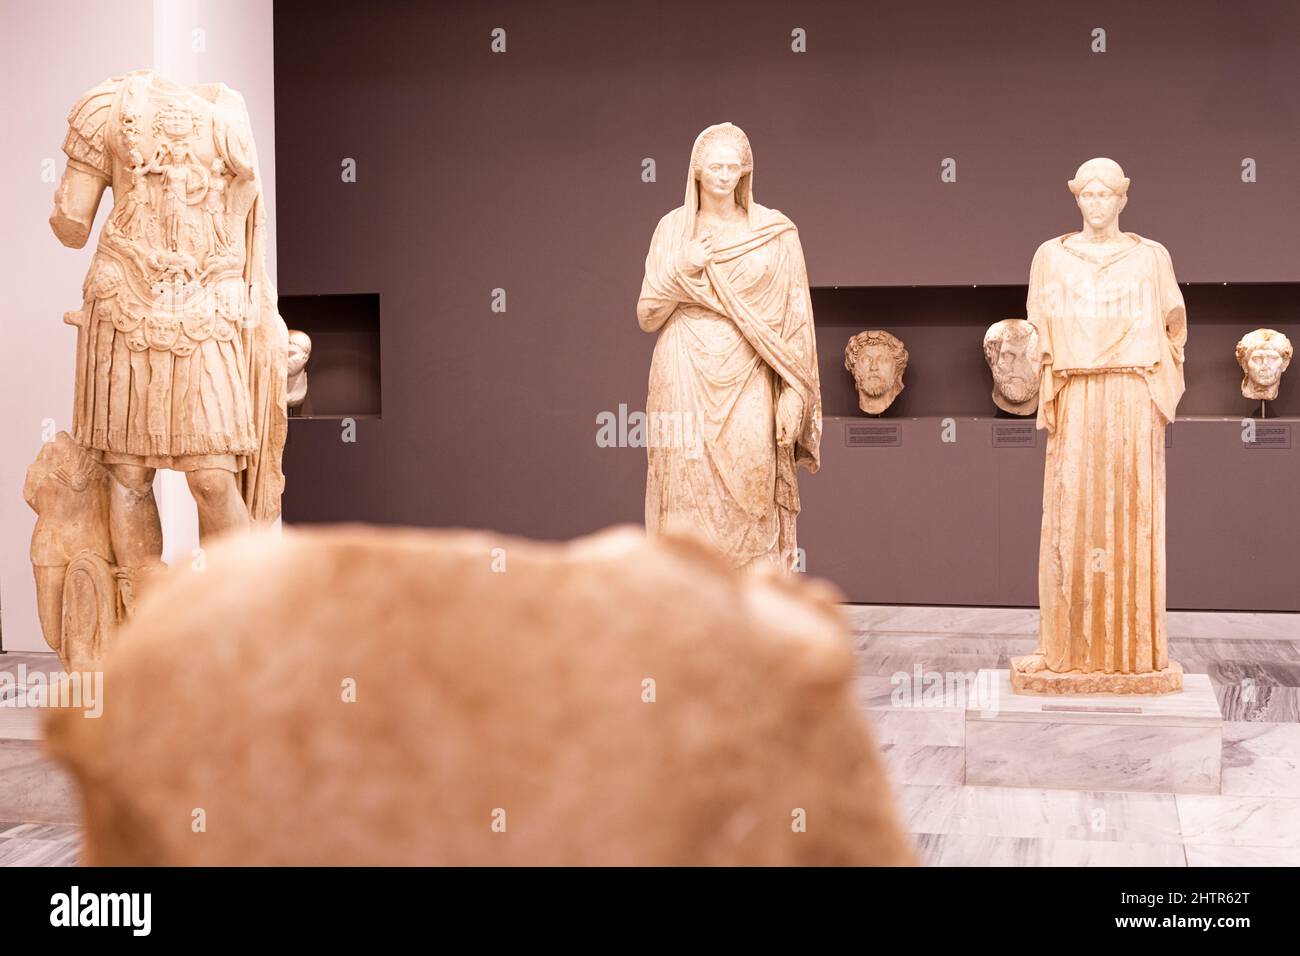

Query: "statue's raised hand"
left=680, top=236, right=714, bottom=276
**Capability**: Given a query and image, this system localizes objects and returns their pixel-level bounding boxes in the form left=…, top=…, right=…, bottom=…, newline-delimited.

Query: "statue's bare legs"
left=107, top=464, right=249, bottom=558
left=106, top=464, right=163, bottom=567
left=186, top=468, right=249, bottom=540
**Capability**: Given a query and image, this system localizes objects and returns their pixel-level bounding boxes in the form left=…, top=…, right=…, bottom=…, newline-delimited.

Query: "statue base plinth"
left=967, top=668, right=1222, bottom=794
left=1009, top=656, right=1184, bottom=695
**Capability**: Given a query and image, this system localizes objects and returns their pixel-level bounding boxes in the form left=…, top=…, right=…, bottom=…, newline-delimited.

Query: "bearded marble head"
left=845, top=330, right=907, bottom=415
left=1235, top=328, right=1293, bottom=401
left=983, top=319, right=1041, bottom=416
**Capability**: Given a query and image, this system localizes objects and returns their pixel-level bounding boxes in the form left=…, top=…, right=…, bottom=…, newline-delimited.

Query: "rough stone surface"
left=1010, top=656, right=1184, bottom=695
left=46, top=525, right=914, bottom=866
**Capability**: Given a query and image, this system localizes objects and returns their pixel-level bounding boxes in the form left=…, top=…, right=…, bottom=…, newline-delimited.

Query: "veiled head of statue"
left=1068, top=158, right=1129, bottom=226
left=688, top=123, right=753, bottom=211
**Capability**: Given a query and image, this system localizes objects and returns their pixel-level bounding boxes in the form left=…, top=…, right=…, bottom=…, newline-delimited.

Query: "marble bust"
left=287, top=329, right=313, bottom=408
left=983, top=319, right=1040, bottom=415
left=1235, top=328, right=1292, bottom=402
left=845, top=330, right=907, bottom=415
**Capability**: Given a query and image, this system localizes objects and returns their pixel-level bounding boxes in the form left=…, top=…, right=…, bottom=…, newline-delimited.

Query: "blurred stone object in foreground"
left=47, top=525, right=914, bottom=866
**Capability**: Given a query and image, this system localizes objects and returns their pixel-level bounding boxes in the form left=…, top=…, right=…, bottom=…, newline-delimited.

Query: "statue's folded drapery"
left=1028, top=233, right=1186, bottom=673
left=238, top=189, right=288, bottom=523
left=637, top=190, right=821, bottom=571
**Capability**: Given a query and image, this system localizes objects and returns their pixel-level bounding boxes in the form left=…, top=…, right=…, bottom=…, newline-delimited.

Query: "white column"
left=151, top=0, right=280, bottom=566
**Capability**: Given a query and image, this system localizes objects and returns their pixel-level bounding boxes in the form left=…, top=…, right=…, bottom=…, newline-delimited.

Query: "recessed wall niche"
left=799, top=282, right=1300, bottom=611
left=277, top=293, right=382, bottom=419
left=814, top=283, right=1300, bottom=419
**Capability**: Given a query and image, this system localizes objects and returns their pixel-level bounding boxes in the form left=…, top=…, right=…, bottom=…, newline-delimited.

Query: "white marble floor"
left=0, top=649, right=82, bottom=868
left=847, top=604, right=1300, bottom=866
left=844, top=604, right=1300, bottom=642
left=0, top=821, right=80, bottom=866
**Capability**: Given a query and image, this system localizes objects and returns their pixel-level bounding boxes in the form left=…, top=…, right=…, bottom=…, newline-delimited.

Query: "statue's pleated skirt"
left=1038, top=370, right=1168, bottom=674
left=70, top=299, right=258, bottom=469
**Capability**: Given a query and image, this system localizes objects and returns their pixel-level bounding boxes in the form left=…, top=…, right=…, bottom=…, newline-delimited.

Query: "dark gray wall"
left=273, top=0, right=1300, bottom=608
left=800, top=418, right=1300, bottom=611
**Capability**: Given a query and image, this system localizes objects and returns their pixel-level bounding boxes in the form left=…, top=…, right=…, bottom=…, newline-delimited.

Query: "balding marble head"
left=983, top=319, right=1041, bottom=415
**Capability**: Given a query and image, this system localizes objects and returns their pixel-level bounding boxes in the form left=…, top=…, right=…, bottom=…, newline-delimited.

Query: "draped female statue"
left=637, top=124, right=822, bottom=573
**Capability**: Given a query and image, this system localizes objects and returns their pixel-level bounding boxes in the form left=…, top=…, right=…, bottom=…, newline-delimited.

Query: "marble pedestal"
left=966, top=669, right=1223, bottom=795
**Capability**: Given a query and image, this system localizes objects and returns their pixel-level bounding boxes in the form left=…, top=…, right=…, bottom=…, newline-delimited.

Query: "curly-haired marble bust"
left=845, top=330, right=907, bottom=415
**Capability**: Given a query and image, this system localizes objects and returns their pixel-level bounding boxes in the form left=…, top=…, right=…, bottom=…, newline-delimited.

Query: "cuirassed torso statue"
left=53, top=70, right=287, bottom=490
left=31, top=70, right=287, bottom=669
left=636, top=124, right=822, bottom=573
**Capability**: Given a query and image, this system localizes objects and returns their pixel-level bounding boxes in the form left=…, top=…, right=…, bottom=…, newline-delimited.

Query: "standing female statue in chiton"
left=637, top=124, right=822, bottom=573
left=1013, top=159, right=1188, bottom=694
